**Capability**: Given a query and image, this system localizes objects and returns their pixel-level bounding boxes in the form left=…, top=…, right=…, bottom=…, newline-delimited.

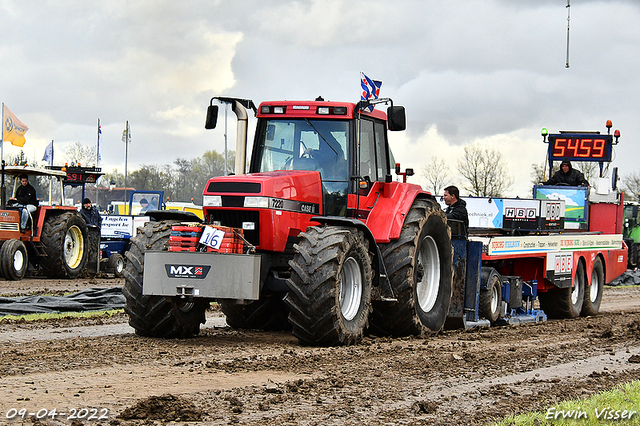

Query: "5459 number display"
left=548, top=133, right=613, bottom=162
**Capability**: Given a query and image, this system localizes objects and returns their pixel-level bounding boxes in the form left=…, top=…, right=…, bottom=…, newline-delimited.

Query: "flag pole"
left=1, top=103, right=5, bottom=207
left=96, top=118, right=100, bottom=208
left=48, top=140, right=53, bottom=205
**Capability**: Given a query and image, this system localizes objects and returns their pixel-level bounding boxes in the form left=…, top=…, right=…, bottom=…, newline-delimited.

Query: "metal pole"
left=224, top=105, right=228, bottom=175
left=123, top=121, right=129, bottom=211
left=566, top=0, right=571, bottom=68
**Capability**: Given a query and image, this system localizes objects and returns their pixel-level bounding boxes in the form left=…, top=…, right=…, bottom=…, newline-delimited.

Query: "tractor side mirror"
left=387, top=105, right=406, bottom=131
left=205, top=105, right=219, bottom=129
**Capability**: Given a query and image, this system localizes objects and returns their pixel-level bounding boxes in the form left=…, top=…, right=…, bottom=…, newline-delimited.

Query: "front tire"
left=285, top=226, right=372, bottom=346
left=40, top=212, right=88, bottom=278
left=369, top=198, right=453, bottom=336
left=0, top=239, right=28, bottom=281
left=123, top=221, right=208, bottom=338
left=581, top=257, right=604, bottom=316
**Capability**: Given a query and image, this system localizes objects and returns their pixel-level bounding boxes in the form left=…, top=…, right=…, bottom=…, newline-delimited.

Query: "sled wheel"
left=539, top=259, right=585, bottom=319
left=108, top=253, right=125, bottom=277
left=581, top=257, right=604, bottom=316
left=479, top=268, right=502, bottom=323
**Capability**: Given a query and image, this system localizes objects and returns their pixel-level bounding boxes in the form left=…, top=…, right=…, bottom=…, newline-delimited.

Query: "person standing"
left=443, top=185, right=469, bottom=231
left=80, top=197, right=102, bottom=229
left=9, top=174, right=37, bottom=230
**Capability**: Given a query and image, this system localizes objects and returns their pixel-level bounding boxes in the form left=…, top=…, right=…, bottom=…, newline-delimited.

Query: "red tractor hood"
left=204, top=170, right=323, bottom=207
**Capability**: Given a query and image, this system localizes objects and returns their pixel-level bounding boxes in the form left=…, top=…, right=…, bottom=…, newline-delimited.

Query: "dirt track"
left=0, top=278, right=639, bottom=425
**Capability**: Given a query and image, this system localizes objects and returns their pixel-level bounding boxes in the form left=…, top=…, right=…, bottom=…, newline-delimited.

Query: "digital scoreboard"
left=547, top=133, right=613, bottom=162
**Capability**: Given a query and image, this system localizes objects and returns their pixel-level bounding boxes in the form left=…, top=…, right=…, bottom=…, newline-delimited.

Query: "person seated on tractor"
left=139, top=198, right=150, bottom=213
left=9, top=174, right=38, bottom=231
left=301, top=135, right=346, bottom=179
left=80, top=197, right=102, bottom=229
left=544, top=159, right=589, bottom=186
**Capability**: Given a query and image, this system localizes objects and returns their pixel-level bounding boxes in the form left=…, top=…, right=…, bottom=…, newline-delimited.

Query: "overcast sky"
left=1, top=0, right=638, bottom=197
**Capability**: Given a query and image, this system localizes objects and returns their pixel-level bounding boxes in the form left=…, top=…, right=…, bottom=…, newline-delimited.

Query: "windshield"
left=254, top=119, right=349, bottom=182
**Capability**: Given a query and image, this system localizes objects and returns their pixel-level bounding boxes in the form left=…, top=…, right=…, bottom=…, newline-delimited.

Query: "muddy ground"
left=0, top=278, right=639, bottom=426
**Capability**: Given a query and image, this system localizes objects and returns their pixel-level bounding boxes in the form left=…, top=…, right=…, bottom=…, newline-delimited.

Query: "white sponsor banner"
left=101, top=215, right=150, bottom=238
left=472, top=234, right=623, bottom=256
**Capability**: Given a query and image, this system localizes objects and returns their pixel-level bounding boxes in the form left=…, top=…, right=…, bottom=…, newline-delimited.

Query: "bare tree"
left=622, top=171, right=640, bottom=202
left=65, top=141, right=97, bottom=166
left=457, top=143, right=513, bottom=197
left=421, top=155, right=451, bottom=195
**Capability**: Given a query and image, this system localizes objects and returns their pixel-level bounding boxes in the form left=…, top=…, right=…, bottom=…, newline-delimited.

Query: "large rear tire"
left=285, top=226, right=372, bottom=346
left=581, top=257, right=604, bottom=316
left=369, top=198, right=453, bottom=337
left=219, top=291, right=291, bottom=331
left=479, top=268, right=502, bottom=323
left=0, top=239, right=28, bottom=281
left=40, top=212, right=88, bottom=278
left=122, top=221, right=208, bottom=338
left=539, top=260, right=585, bottom=319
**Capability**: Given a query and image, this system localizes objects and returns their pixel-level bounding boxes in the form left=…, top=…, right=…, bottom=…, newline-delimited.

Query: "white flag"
left=42, top=140, right=54, bottom=165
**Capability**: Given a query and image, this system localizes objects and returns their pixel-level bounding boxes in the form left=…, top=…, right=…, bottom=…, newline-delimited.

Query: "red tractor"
left=123, top=97, right=453, bottom=346
left=0, top=166, right=89, bottom=280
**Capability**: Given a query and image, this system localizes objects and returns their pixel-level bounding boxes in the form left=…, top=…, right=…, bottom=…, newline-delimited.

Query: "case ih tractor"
left=0, top=165, right=88, bottom=280
left=123, top=96, right=454, bottom=346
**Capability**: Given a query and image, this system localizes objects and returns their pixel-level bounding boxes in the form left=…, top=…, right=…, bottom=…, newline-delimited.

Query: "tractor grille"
left=209, top=210, right=260, bottom=247
left=0, top=223, right=20, bottom=232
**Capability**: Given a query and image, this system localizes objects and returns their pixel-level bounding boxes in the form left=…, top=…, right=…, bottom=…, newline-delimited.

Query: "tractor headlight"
left=244, top=196, right=270, bottom=208
left=203, top=195, right=222, bottom=207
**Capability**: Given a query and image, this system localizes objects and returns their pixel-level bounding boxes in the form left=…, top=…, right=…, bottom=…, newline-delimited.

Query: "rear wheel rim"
left=416, top=235, right=440, bottom=313
left=339, top=256, right=362, bottom=321
left=64, top=225, right=84, bottom=268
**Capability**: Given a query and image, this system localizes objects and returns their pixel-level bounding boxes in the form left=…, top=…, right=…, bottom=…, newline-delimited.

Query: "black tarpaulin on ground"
left=607, top=269, right=640, bottom=286
left=0, top=287, right=125, bottom=317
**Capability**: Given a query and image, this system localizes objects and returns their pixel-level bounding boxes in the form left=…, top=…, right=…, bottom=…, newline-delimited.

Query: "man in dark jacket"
left=544, top=159, right=589, bottom=186
left=9, top=174, right=37, bottom=230
left=443, top=185, right=469, bottom=232
left=80, top=198, right=102, bottom=229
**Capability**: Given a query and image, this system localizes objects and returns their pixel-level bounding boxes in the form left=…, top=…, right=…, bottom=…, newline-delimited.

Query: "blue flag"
left=360, top=72, right=382, bottom=112
left=42, top=140, right=54, bottom=165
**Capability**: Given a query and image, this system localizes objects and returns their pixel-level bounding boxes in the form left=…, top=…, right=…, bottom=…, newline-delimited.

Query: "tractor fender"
left=364, top=182, right=436, bottom=243
left=310, top=216, right=394, bottom=300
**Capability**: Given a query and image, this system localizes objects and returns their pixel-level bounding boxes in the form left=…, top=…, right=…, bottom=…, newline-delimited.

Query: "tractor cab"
left=248, top=99, right=406, bottom=217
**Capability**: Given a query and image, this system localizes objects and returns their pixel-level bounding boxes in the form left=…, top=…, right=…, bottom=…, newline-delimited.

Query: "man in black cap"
left=544, top=159, right=589, bottom=186
left=80, top=198, right=102, bottom=229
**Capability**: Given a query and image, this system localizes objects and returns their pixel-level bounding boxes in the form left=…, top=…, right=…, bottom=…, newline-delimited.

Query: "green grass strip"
left=495, top=380, right=640, bottom=425
left=0, top=309, right=124, bottom=323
